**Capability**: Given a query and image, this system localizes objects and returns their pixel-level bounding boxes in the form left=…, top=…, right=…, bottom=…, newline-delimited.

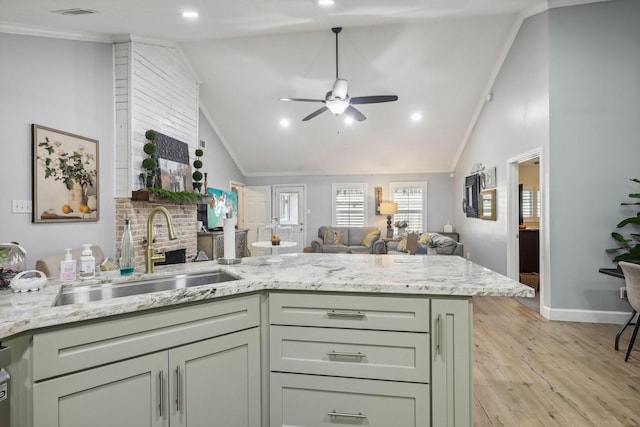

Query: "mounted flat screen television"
left=207, top=187, right=238, bottom=230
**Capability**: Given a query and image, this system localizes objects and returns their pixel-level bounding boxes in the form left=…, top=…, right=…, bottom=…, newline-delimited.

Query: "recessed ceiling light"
left=343, top=116, right=354, bottom=125
left=280, top=118, right=290, bottom=128
left=182, top=11, right=199, bottom=19
left=411, top=112, right=423, bottom=122
left=318, top=0, right=335, bottom=6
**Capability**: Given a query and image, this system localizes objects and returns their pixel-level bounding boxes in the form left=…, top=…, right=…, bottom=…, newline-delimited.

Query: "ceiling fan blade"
left=345, top=105, right=366, bottom=122
left=350, top=95, right=399, bottom=105
left=302, top=106, right=329, bottom=121
left=280, top=98, right=325, bottom=103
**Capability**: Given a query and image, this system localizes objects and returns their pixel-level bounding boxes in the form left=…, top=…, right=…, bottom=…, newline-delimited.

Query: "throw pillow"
left=418, top=233, right=431, bottom=244
left=361, top=231, right=379, bottom=248
left=324, top=229, right=344, bottom=246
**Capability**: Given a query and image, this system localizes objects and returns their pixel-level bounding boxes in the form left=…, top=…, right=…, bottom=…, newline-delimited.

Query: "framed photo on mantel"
left=32, top=124, right=99, bottom=223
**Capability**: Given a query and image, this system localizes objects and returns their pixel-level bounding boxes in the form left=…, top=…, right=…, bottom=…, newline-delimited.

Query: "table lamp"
left=378, top=202, right=398, bottom=238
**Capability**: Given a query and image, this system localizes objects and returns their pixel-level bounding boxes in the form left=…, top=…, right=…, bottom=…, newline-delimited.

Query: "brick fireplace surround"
left=115, top=198, right=198, bottom=271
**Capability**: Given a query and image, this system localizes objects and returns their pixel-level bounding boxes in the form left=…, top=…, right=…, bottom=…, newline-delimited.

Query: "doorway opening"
left=507, top=148, right=544, bottom=314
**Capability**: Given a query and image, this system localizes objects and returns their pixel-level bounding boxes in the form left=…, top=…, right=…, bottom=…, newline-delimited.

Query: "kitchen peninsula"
left=0, top=253, right=532, bottom=427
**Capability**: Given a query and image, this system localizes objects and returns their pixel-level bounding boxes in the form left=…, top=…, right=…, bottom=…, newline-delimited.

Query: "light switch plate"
left=12, top=200, right=32, bottom=213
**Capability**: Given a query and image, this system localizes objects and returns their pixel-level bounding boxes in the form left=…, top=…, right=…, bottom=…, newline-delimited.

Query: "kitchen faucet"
left=145, top=206, right=177, bottom=274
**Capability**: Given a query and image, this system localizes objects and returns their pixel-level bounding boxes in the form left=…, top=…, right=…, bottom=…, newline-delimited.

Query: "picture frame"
left=155, top=132, right=192, bottom=192
left=32, top=124, right=99, bottom=223
left=464, top=174, right=481, bottom=218
left=484, top=166, right=497, bottom=189
left=479, top=189, right=497, bottom=221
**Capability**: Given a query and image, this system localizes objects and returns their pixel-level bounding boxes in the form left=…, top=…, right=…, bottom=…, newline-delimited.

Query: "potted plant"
left=394, top=220, right=408, bottom=237
left=606, top=178, right=640, bottom=268
left=142, top=130, right=158, bottom=188
left=192, top=148, right=204, bottom=193
left=426, top=235, right=442, bottom=255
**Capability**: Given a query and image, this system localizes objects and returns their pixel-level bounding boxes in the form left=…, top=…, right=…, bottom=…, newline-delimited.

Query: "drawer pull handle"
left=328, top=410, right=368, bottom=419
left=326, top=310, right=366, bottom=318
left=327, top=350, right=366, bottom=359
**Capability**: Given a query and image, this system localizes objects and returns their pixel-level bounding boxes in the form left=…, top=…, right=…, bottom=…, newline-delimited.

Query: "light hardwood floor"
left=473, top=296, right=640, bottom=426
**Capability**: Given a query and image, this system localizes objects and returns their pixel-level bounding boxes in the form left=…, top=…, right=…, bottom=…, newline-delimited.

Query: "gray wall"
left=246, top=173, right=455, bottom=243
left=0, top=33, right=115, bottom=268
left=548, top=0, right=640, bottom=312
left=198, top=110, right=245, bottom=190
left=453, top=12, right=550, bottom=275
left=455, top=0, right=640, bottom=318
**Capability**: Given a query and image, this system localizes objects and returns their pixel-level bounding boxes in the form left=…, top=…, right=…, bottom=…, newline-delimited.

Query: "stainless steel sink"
left=53, top=270, right=239, bottom=306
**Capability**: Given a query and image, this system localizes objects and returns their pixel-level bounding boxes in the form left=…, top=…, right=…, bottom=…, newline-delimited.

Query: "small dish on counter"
left=10, top=270, right=47, bottom=292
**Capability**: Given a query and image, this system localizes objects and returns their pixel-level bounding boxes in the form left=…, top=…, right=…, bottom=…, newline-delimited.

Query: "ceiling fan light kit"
left=280, top=27, right=398, bottom=122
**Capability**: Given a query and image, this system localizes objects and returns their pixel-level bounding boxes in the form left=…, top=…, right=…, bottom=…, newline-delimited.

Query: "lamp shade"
left=378, top=202, right=398, bottom=215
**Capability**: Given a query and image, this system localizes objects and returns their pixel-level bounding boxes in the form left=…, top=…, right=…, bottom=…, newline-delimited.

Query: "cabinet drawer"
left=33, top=294, right=260, bottom=381
left=270, top=372, right=429, bottom=427
left=271, top=326, right=429, bottom=382
left=269, top=293, right=429, bottom=332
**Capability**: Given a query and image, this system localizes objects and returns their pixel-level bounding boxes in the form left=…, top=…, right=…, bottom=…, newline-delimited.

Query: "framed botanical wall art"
left=32, top=124, right=99, bottom=223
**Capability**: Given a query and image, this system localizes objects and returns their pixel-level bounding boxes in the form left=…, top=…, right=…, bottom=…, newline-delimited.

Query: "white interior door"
left=240, top=186, right=271, bottom=256
left=274, top=185, right=306, bottom=253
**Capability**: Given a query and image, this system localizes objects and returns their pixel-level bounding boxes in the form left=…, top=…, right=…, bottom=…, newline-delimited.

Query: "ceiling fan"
left=280, top=27, right=399, bottom=122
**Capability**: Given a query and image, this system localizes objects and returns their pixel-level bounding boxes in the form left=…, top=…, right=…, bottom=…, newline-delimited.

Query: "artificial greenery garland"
left=147, top=188, right=205, bottom=204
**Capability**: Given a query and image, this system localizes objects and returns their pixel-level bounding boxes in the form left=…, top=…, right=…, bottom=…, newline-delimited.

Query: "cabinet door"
left=431, top=298, right=473, bottom=427
left=169, top=328, right=261, bottom=427
left=33, top=352, right=168, bottom=427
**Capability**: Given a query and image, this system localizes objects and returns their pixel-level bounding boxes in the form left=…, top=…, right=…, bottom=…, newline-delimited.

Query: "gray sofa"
left=311, top=226, right=386, bottom=254
left=387, top=232, right=464, bottom=256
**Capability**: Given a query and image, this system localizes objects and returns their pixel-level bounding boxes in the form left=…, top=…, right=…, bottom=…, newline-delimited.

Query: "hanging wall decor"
left=32, top=124, right=99, bottom=223
left=464, top=174, right=481, bottom=218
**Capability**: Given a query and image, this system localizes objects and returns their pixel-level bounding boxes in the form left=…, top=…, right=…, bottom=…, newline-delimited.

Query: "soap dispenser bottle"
left=60, top=248, right=77, bottom=282
left=119, top=216, right=135, bottom=276
left=79, top=244, right=96, bottom=279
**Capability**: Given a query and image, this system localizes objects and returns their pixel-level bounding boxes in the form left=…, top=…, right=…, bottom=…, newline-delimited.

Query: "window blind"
left=335, top=187, right=365, bottom=227
left=392, top=186, right=424, bottom=231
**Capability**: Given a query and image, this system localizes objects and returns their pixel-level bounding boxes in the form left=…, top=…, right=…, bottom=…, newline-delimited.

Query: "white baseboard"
left=540, top=305, right=633, bottom=324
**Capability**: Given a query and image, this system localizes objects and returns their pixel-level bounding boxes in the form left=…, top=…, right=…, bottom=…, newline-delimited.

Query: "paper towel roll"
left=223, top=218, right=236, bottom=260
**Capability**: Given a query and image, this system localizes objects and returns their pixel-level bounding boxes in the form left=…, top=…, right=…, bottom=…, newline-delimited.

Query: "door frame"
left=506, top=147, right=547, bottom=317
left=273, top=184, right=307, bottom=252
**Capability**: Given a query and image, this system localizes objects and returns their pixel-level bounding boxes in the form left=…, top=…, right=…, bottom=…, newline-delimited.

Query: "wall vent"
left=51, top=8, right=99, bottom=16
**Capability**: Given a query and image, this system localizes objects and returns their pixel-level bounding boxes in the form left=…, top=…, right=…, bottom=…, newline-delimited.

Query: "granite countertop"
left=0, top=253, right=533, bottom=341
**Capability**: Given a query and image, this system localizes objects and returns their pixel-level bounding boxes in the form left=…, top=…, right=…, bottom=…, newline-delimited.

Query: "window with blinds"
left=522, top=187, right=539, bottom=219
left=390, top=182, right=427, bottom=231
left=332, top=183, right=368, bottom=227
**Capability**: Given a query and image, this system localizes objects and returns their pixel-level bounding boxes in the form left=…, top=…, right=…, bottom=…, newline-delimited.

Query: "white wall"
left=0, top=33, right=115, bottom=268
left=548, top=0, right=640, bottom=315
left=198, top=110, right=245, bottom=191
left=453, top=12, right=550, bottom=276
left=246, top=173, right=455, bottom=242
left=114, top=41, right=200, bottom=196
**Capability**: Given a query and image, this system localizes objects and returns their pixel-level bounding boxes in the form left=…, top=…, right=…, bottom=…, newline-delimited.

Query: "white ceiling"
left=0, top=0, right=549, bottom=176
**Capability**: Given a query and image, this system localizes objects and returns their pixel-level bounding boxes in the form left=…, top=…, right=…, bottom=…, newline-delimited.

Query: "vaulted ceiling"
left=0, top=0, right=548, bottom=176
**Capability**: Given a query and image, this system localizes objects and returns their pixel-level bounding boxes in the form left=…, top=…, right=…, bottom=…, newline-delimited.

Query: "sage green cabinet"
left=34, top=352, right=167, bottom=427
left=431, top=298, right=473, bottom=427
left=33, top=328, right=260, bottom=427
left=270, top=372, right=429, bottom=427
left=169, top=328, right=261, bottom=427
